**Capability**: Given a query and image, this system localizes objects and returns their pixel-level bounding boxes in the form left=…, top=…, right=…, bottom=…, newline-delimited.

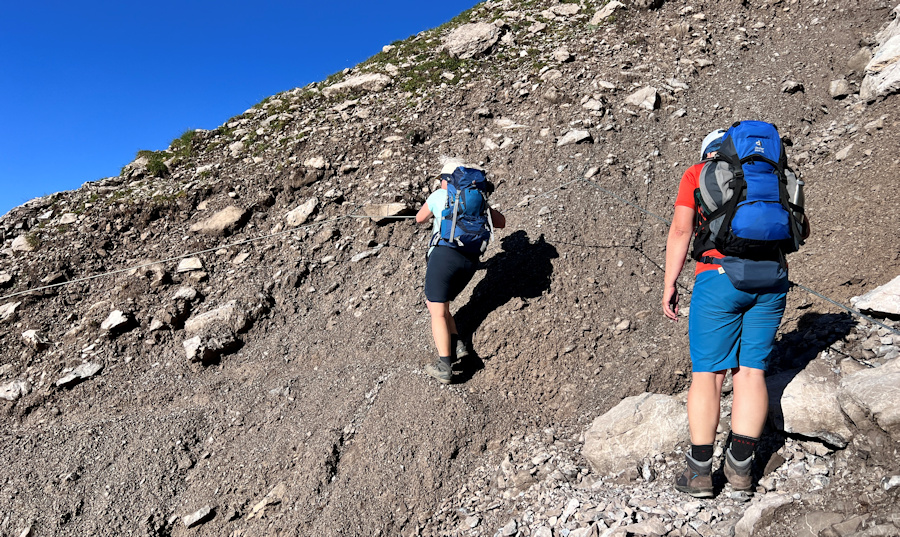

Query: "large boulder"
left=322, top=73, right=392, bottom=98
left=861, top=4, right=900, bottom=100
left=766, top=360, right=854, bottom=447
left=851, top=274, right=900, bottom=316
left=583, top=392, right=688, bottom=475
left=441, top=23, right=500, bottom=59
left=838, top=357, right=900, bottom=440
left=189, top=206, right=249, bottom=237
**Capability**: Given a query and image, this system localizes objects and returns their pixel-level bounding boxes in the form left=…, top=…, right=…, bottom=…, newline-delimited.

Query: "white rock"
left=591, top=0, right=625, bottom=25
left=0, top=380, right=31, bottom=401
left=21, top=330, right=49, bottom=349
left=441, top=22, right=500, bottom=59
left=285, top=198, right=319, bottom=227
left=56, top=363, right=103, bottom=387
left=834, top=144, right=854, bottom=161
left=625, top=87, right=659, bottom=110
left=184, top=300, right=247, bottom=335
left=839, top=357, right=900, bottom=440
left=734, top=494, right=793, bottom=537
left=183, top=506, right=213, bottom=528
left=549, top=4, right=580, bottom=16
left=177, top=257, right=204, bottom=273
left=189, top=206, right=247, bottom=236
left=767, top=360, right=853, bottom=447
left=322, top=73, right=392, bottom=98
left=59, top=213, right=78, bottom=225
left=583, top=392, right=689, bottom=475
left=228, top=141, right=245, bottom=156
left=173, top=287, right=198, bottom=301
left=851, top=274, right=900, bottom=316
left=11, top=235, right=35, bottom=252
left=101, top=310, right=131, bottom=332
left=0, top=302, right=22, bottom=323
left=304, top=156, right=328, bottom=169
left=557, top=130, right=593, bottom=147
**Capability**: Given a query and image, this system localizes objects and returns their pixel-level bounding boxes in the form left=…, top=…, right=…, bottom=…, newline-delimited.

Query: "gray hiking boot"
left=454, top=337, right=469, bottom=360
left=724, top=447, right=754, bottom=493
left=674, top=450, right=714, bottom=498
left=425, top=359, right=453, bottom=384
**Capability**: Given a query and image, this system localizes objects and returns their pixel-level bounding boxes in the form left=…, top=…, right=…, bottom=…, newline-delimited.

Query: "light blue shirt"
left=426, top=188, right=447, bottom=254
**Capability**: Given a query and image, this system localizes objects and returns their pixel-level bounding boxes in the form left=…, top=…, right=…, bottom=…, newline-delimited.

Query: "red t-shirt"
left=675, top=162, right=724, bottom=275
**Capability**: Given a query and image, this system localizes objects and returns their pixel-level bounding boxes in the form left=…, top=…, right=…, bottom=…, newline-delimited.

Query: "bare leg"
left=687, top=371, right=726, bottom=445
left=426, top=300, right=454, bottom=357
left=730, top=366, right=768, bottom=438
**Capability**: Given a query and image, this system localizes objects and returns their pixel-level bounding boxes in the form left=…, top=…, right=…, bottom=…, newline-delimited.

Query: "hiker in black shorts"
left=415, top=161, right=506, bottom=383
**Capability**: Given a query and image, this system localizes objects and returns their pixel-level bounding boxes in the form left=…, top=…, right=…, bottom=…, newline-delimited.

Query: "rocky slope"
left=1, top=0, right=899, bottom=536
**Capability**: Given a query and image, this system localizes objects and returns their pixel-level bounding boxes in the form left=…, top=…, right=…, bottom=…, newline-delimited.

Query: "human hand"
left=662, top=285, right=679, bottom=321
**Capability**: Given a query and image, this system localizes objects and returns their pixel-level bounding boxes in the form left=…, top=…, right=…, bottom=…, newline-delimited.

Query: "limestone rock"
left=363, top=203, right=409, bottom=223
left=11, top=235, right=36, bottom=252
left=782, top=80, right=804, bottom=94
left=861, top=6, right=900, bottom=100
left=591, top=1, right=625, bottom=24
left=56, top=363, right=103, bottom=388
left=322, top=73, right=392, bottom=98
left=583, top=392, right=688, bottom=475
left=851, top=274, right=900, bottom=316
left=548, top=4, right=580, bottom=16
left=101, top=310, right=133, bottom=333
left=285, top=198, right=318, bottom=227
left=58, top=213, right=78, bottom=225
left=0, top=302, right=22, bottom=324
left=839, top=357, right=900, bottom=440
left=183, top=506, right=213, bottom=528
left=734, top=494, right=793, bottom=537
left=829, top=79, right=852, bottom=99
left=441, top=23, right=500, bottom=59
left=184, top=300, right=248, bottom=335
left=0, top=380, right=31, bottom=402
left=624, top=87, right=659, bottom=110
left=766, top=360, right=853, bottom=448
left=189, top=206, right=249, bottom=237
left=21, top=330, right=49, bottom=350
left=557, top=130, right=593, bottom=147
left=177, top=257, right=204, bottom=273
left=248, top=483, right=287, bottom=520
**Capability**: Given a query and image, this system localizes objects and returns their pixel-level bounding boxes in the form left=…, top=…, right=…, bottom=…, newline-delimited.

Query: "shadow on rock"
left=755, top=311, right=856, bottom=483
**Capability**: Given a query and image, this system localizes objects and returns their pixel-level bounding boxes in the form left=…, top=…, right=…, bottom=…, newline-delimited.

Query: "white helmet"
left=700, top=129, right=726, bottom=158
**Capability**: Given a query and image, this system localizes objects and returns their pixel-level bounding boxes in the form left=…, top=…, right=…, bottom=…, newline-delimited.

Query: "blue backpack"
left=431, top=166, right=494, bottom=256
left=692, top=121, right=806, bottom=290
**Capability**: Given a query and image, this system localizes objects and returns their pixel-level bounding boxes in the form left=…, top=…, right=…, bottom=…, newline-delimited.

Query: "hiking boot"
left=724, top=447, right=754, bottom=493
left=674, top=450, right=714, bottom=498
left=454, top=337, right=469, bottom=360
left=424, top=359, right=453, bottom=384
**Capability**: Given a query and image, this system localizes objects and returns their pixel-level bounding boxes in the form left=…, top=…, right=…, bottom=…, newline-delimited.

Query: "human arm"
left=415, top=202, right=433, bottom=224
left=663, top=205, right=695, bottom=321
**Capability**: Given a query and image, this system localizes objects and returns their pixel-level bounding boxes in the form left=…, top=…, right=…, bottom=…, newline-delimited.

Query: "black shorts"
left=424, top=246, right=479, bottom=303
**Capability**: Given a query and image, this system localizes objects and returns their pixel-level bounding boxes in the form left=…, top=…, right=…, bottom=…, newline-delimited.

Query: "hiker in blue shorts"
left=663, top=129, right=810, bottom=497
left=415, top=160, right=506, bottom=384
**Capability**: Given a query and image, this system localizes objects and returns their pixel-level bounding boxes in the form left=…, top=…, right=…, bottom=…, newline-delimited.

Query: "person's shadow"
left=453, top=230, right=558, bottom=381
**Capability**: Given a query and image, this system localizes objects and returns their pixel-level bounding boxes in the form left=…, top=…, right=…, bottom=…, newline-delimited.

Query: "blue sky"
left=0, top=0, right=481, bottom=217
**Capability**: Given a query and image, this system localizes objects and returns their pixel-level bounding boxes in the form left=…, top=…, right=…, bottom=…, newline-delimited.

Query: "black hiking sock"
left=729, top=434, right=759, bottom=462
left=439, top=355, right=453, bottom=368
left=691, top=444, right=714, bottom=463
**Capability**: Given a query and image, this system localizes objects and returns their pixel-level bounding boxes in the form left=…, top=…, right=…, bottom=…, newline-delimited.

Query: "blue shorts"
left=688, top=269, right=788, bottom=372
